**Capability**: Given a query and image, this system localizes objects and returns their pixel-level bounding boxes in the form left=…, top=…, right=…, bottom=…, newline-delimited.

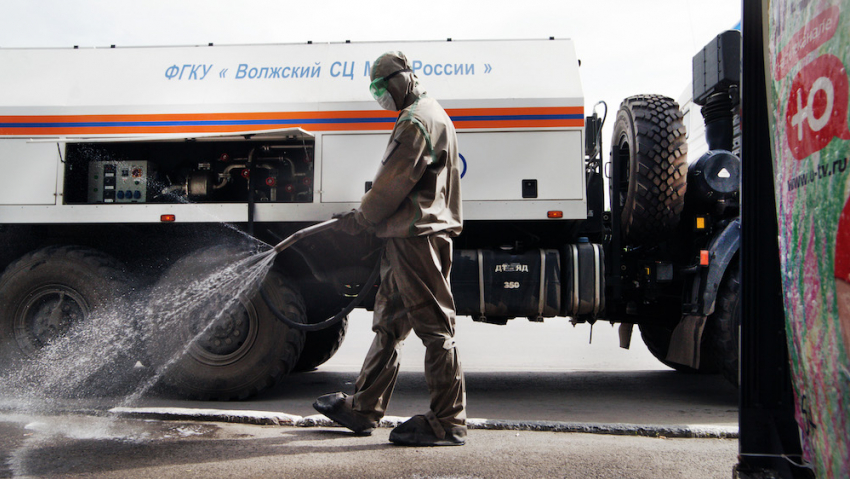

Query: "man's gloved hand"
left=333, top=210, right=370, bottom=235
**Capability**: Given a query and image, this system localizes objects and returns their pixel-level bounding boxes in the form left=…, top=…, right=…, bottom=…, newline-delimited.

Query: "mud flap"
left=665, top=314, right=707, bottom=368
left=618, top=323, right=634, bottom=349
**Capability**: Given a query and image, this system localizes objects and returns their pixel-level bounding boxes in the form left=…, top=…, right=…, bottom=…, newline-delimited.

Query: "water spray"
left=262, top=218, right=382, bottom=332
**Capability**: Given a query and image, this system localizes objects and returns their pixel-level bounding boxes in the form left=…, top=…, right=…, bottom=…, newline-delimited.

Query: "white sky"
left=0, top=0, right=741, bottom=146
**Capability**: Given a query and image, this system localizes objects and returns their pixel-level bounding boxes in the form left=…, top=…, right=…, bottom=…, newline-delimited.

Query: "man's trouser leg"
left=352, top=234, right=466, bottom=429
left=350, top=246, right=412, bottom=422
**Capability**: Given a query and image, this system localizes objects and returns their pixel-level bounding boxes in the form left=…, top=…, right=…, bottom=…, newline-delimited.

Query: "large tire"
left=147, top=246, right=305, bottom=400
left=639, top=323, right=718, bottom=374
left=0, top=245, right=136, bottom=396
left=611, top=94, right=688, bottom=245
left=708, top=260, right=740, bottom=387
left=294, top=317, right=348, bottom=372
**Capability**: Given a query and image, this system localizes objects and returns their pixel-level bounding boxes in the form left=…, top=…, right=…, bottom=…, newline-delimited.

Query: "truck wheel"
left=639, top=323, right=718, bottom=374
left=148, top=246, right=305, bottom=400
left=611, top=94, right=688, bottom=244
left=294, top=317, right=348, bottom=372
left=708, top=260, right=740, bottom=387
left=0, top=246, right=136, bottom=394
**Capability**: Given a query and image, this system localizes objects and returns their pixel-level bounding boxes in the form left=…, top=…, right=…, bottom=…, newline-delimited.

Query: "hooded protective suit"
left=341, top=53, right=462, bottom=238
left=332, top=51, right=467, bottom=442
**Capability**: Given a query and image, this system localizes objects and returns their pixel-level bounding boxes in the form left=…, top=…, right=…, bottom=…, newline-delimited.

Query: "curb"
left=109, top=407, right=738, bottom=439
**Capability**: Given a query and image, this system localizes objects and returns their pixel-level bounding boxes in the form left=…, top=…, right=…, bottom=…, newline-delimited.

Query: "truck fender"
left=667, top=217, right=740, bottom=369
left=697, top=217, right=741, bottom=316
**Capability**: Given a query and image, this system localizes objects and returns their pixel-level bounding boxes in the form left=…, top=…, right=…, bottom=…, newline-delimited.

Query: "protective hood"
left=370, top=51, right=421, bottom=111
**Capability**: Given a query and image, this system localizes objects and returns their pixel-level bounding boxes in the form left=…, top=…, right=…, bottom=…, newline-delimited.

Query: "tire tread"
left=616, top=94, right=688, bottom=244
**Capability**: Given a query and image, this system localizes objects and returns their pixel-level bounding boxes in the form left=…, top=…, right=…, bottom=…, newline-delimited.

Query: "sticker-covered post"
left=768, top=0, right=850, bottom=476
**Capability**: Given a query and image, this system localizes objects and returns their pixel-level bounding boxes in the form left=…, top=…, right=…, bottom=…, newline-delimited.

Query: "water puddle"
left=2, top=412, right=222, bottom=477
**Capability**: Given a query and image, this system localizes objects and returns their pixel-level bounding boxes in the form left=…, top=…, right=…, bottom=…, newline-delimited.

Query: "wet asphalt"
left=1, top=414, right=737, bottom=479
left=1, top=313, right=740, bottom=478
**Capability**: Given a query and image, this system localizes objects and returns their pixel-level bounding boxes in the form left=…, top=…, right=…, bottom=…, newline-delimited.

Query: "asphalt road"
left=0, top=415, right=738, bottom=479
left=0, top=312, right=740, bottom=478
left=137, top=312, right=739, bottom=429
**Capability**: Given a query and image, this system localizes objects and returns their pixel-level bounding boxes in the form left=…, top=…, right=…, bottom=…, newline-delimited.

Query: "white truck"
left=0, top=37, right=741, bottom=399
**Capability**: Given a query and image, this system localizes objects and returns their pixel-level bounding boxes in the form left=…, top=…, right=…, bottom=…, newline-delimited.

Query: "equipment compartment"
left=64, top=135, right=315, bottom=205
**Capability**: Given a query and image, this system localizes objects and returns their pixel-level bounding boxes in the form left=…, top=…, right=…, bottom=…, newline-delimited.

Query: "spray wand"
left=272, top=218, right=339, bottom=254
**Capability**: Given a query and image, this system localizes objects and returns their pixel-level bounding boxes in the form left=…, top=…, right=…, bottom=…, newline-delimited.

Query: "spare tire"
left=611, top=94, right=688, bottom=245
left=146, top=246, right=305, bottom=400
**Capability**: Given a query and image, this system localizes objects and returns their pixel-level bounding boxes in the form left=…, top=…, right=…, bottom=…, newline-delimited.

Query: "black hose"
left=259, top=254, right=382, bottom=332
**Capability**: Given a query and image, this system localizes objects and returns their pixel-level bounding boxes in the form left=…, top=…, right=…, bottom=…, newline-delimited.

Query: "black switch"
left=522, top=179, right=538, bottom=198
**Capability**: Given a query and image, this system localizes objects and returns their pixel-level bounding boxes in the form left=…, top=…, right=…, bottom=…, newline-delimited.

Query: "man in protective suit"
left=313, top=51, right=466, bottom=446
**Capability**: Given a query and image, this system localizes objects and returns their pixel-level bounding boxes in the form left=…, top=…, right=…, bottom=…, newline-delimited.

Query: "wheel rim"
left=186, top=299, right=259, bottom=366
left=14, top=284, right=90, bottom=357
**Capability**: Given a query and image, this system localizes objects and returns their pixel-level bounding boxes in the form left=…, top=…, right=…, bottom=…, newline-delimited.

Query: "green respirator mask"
left=369, top=68, right=412, bottom=111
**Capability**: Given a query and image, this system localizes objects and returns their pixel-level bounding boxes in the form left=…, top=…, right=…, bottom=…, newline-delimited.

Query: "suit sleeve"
left=358, top=119, right=430, bottom=226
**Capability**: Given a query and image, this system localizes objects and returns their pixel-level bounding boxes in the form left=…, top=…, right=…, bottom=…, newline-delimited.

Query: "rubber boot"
left=389, top=412, right=466, bottom=446
left=313, top=392, right=378, bottom=436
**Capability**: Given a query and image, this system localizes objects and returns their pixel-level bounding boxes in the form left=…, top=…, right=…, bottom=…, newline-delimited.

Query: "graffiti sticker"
left=785, top=54, right=850, bottom=160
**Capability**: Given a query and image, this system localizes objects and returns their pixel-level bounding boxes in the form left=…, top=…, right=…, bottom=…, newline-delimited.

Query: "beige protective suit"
left=339, top=51, right=466, bottom=435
